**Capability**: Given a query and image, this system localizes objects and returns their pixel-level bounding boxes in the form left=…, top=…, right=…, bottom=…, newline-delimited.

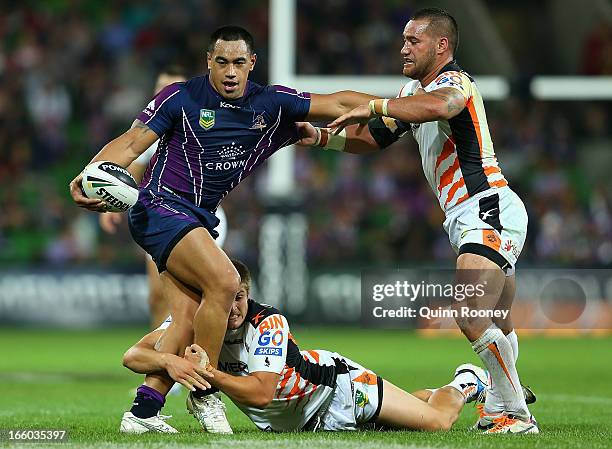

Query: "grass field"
left=1, top=327, right=611, bottom=449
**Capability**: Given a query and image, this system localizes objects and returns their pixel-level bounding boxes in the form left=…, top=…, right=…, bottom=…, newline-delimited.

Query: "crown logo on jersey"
left=219, top=141, right=246, bottom=159
left=199, top=109, right=215, bottom=130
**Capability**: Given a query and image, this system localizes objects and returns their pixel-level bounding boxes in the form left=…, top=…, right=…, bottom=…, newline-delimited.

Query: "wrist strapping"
left=368, top=99, right=389, bottom=116
left=315, top=127, right=346, bottom=151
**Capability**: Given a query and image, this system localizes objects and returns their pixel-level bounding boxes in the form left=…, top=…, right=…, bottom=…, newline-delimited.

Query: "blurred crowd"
left=1, top=1, right=611, bottom=269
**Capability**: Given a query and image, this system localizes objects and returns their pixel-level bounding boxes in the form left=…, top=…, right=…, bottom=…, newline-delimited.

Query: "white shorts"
left=320, top=354, right=383, bottom=431
left=443, top=187, right=528, bottom=276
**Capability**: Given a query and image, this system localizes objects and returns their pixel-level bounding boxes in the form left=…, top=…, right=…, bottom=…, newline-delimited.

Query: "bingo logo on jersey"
left=255, top=330, right=284, bottom=356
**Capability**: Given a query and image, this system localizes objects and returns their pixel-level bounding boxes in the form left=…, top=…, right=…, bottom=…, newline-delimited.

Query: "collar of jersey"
left=437, top=59, right=462, bottom=76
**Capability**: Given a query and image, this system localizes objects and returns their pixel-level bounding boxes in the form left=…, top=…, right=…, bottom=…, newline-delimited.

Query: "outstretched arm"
left=306, top=91, right=379, bottom=121
left=296, top=122, right=381, bottom=154
left=328, top=87, right=466, bottom=130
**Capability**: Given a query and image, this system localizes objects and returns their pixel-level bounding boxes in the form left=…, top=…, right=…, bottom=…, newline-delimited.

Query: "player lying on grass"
left=120, top=259, right=490, bottom=433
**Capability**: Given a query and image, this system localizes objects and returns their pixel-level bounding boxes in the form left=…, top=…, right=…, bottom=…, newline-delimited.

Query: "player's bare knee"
left=206, top=267, right=241, bottom=308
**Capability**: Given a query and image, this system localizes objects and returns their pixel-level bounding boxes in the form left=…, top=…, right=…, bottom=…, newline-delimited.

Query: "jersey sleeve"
left=271, top=85, right=311, bottom=121
left=247, top=313, right=290, bottom=374
left=135, top=83, right=183, bottom=137
left=428, top=71, right=473, bottom=99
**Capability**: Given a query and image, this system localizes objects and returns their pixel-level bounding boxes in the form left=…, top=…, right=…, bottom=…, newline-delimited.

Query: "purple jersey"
left=136, top=75, right=311, bottom=211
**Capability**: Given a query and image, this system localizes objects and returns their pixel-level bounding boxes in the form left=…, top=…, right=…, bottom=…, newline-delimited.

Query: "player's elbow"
left=122, top=347, right=138, bottom=371
left=423, top=414, right=454, bottom=432
left=252, top=394, right=274, bottom=409
left=247, top=389, right=275, bottom=409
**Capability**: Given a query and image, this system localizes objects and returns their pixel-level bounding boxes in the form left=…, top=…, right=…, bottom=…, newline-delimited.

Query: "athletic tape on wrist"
left=316, top=127, right=346, bottom=151
left=314, top=127, right=322, bottom=146
left=369, top=99, right=390, bottom=116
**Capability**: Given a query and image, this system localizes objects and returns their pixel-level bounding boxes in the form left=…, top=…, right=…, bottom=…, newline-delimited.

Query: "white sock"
left=472, top=325, right=529, bottom=419
left=446, top=371, right=477, bottom=403
left=486, top=329, right=519, bottom=412
left=506, top=330, right=519, bottom=362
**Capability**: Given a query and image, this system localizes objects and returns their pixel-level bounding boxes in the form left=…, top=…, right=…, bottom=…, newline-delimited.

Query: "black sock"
left=192, top=386, right=219, bottom=399
left=130, top=385, right=165, bottom=418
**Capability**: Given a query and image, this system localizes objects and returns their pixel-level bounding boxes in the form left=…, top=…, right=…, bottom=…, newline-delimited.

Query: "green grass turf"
left=0, top=327, right=611, bottom=449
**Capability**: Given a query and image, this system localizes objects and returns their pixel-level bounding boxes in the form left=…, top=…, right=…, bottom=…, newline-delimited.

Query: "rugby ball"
left=81, top=161, right=139, bottom=212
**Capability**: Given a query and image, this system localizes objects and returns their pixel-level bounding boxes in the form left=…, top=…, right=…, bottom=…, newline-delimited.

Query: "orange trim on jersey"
left=466, top=98, right=483, bottom=157
left=484, top=166, right=501, bottom=177
left=294, top=379, right=311, bottom=407
left=284, top=372, right=303, bottom=401
left=276, top=368, right=294, bottom=398
left=444, top=178, right=466, bottom=208
left=307, top=350, right=320, bottom=363
left=438, top=158, right=460, bottom=194
left=353, top=371, right=378, bottom=385
left=435, top=137, right=455, bottom=176
left=455, top=192, right=470, bottom=205
left=487, top=342, right=517, bottom=393
left=482, top=230, right=501, bottom=251
left=489, top=179, right=508, bottom=188
left=252, top=311, right=265, bottom=325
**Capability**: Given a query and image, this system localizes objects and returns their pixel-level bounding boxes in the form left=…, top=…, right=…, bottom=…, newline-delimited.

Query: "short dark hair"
left=231, top=259, right=252, bottom=292
left=158, top=64, right=188, bottom=79
left=410, top=8, right=459, bottom=54
left=208, top=25, right=255, bottom=54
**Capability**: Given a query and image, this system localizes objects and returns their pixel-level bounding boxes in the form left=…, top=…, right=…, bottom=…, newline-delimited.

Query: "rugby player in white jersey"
left=302, top=8, right=538, bottom=434
left=120, top=259, right=489, bottom=434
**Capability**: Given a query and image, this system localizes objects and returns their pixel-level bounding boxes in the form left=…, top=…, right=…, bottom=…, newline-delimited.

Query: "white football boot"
left=484, top=414, right=539, bottom=434
left=186, top=392, right=233, bottom=434
left=119, top=411, right=178, bottom=433
left=473, top=371, right=538, bottom=431
left=454, top=363, right=488, bottom=403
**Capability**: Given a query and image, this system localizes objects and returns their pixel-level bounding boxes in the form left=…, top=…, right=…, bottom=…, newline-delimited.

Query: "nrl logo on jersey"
left=199, top=109, right=215, bottom=130
left=250, top=113, right=267, bottom=130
